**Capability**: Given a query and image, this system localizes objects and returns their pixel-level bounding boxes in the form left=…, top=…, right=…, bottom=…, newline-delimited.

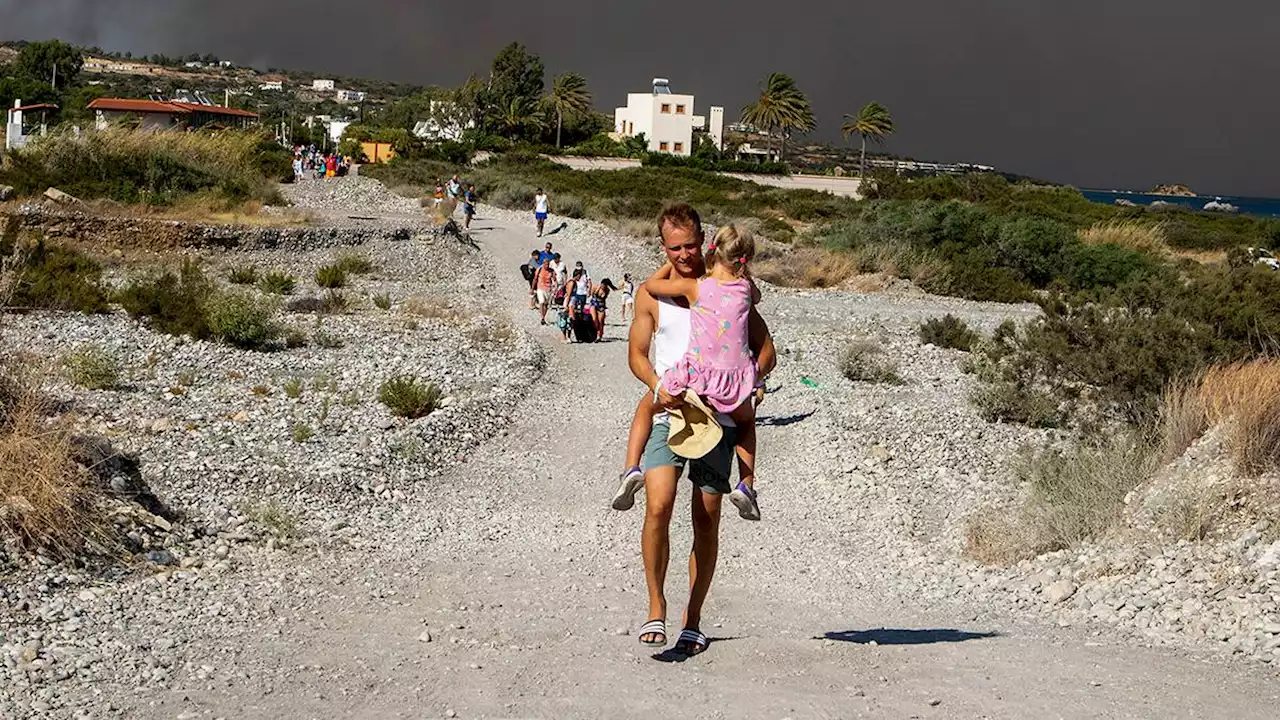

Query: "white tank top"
left=654, top=296, right=735, bottom=427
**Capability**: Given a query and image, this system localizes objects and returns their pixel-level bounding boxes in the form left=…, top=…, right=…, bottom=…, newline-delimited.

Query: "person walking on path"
left=621, top=204, right=776, bottom=656
left=534, top=188, right=550, bottom=237
left=620, top=273, right=636, bottom=323
left=523, top=250, right=541, bottom=309
left=462, top=184, right=478, bottom=229
left=534, top=259, right=556, bottom=325
left=586, top=279, right=617, bottom=342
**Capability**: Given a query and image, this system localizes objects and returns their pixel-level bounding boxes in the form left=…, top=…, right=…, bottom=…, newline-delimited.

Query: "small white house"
left=335, top=89, right=366, bottom=104
left=312, top=79, right=335, bottom=91
left=5, top=100, right=57, bottom=150
left=614, top=79, right=724, bottom=156
left=259, top=81, right=283, bottom=91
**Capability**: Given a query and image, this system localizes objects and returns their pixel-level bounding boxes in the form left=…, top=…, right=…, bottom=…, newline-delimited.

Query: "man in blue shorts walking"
left=534, top=188, right=549, bottom=237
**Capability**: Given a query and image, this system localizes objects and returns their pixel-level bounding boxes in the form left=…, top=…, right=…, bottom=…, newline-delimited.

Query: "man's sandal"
left=638, top=619, right=667, bottom=647
left=674, top=627, right=709, bottom=656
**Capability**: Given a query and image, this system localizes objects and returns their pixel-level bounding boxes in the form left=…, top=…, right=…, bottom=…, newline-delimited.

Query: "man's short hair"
left=658, top=203, right=703, bottom=243
left=553, top=253, right=561, bottom=261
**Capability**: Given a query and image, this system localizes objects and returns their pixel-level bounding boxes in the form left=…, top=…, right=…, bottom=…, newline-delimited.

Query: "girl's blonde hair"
left=706, top=223, right=756, bottom=277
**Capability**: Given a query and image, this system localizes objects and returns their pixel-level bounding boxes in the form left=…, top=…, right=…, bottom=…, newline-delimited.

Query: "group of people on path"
left=520, top=241, right=636, bottom=344
left=291, top=144, right=349, bottom=181
left=430, top=174, right=479, bottom=229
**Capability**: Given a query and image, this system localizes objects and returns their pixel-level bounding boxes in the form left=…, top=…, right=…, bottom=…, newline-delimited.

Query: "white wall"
left=709, top=107, right=724, bottom=151
left=614, top=92, right=694, bottom=155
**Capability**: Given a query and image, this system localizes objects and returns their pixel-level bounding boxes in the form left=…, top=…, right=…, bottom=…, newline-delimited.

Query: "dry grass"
left=0, top=365, right=111, bottom=555
left=404, top=295, right=466, bottom=322
left=965, top=433, right=1157, bottom=564
left=838, top=338, right=905, bottom=385
left=755, top=247, right=857, bottom=289
left=1078, top=219, right=1169, bottom=257
left=92, top=197, right=313, bottom=227
left=1196, top=360, right=1280, bottom=476
left=1172, top=248, right=1228, bottom=265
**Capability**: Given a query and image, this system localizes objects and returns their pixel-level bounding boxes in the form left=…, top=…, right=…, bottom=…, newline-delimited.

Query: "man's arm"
left=628, top=288, right=679, bottom=408
left=747, top=306, right=776, bottom=378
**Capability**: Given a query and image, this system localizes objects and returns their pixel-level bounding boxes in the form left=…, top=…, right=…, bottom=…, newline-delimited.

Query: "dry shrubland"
left=1078, top=219, right=1170, bottom=257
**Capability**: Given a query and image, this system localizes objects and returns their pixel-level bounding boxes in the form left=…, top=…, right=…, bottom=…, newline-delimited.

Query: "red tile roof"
left=12, top=103, right=59, bottom=112
left=87, top=98, right=258, bottom=119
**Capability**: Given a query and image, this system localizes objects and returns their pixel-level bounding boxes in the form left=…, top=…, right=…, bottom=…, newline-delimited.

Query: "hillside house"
left=5, top=100, right=58, bottom=150
left=614, top=78, right=723, bottom=156
left=259, top=81, right=284, bottom=91
left=87, top=98, right=259, bottom=131
left=335, top=89, right=366, bottom=104
left=312, top=79, right=335, bottom=91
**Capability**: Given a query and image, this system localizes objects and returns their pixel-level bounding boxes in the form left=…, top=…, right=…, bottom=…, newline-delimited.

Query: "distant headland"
left=1150, top=184, right=1196, bottom=197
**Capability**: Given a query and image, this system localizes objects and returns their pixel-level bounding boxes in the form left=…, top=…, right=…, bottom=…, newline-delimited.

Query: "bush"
left=1078, top=219, right=1169, bottom=257
left=334, top=252, right=374, bottom=275
left=285, top=295, right=324, bottom=313
left=754, top=247, right=856, bottom=288
left=319, top=290, right=349, bottom=314
left=291, top=422, right=314, bottom=443
left=1193, top=360, right=1280, bottom=476
left=378, top=375, right=441, bottom=419
left=228, top=265, right=259, bottom=285
left=838, top=339, right=904, bottom=385
left=117, top=260, right=215, bottom=340
left=373, top=293, right=392, bottom=310
left=0, top=365, right=113, bottom=555
left=964, top=432, right=1156, bottom=564
left=919, top=314, right=979, bottom=351
left=204, top=291, right=282, bottom=351
left=257, top=270, right=296, bottom=295
left=0, top=127, right=287, bottom=205
left=1, top=235, right=110, bottom=314
left=63, top=345, right=122, bottom=390
left=315, top=264, right=347, bottom=289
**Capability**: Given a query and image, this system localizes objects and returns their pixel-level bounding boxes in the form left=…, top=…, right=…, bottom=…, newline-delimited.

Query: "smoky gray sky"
left=3, top=0, right=1277, bottom=196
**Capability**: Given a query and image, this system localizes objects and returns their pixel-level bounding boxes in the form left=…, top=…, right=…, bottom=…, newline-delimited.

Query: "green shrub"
left=373, top=293, right=392, bottom=310
left=291, top=422, right=314, bottom=443
left=283, top=378, right=303, bottom=398
left=319, top=290, right=349, bottom=314
left=838, top=339, right=904, bottom=385
left=62, top=345, right=122, bottom=390
left=228, top=265, right=259, bottom=285
left=285, top=295, right=324, bottom=313
left=315, top=264, right=347, bottom=289
left=257, top=270, right=296, bottom=295
left=117, top=260, right=214, bottom=340
left=334, top=252, right=373, bottom=275
left=283, top=327, right=307, bottom=348
left=919, top=314, right=980, bottom=351
left=1, top=236, right=110, bottom=314
left=378, top=375, right=441, bottom=418
left=205, top=291, right=282, bottom=351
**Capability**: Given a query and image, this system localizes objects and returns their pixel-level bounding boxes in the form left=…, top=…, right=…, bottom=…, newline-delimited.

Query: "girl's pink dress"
left=661, top=277, right=757, bottom=414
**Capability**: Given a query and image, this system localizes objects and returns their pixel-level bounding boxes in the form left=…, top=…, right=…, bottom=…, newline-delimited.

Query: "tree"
left=545, top=72, right=592, bottom=149
left=841, top=102, right=896, bottom=178
left=488, top=42, right=544, bottom=110
left=489, top=94, right=544, bottom=140
left=740, top=73, right=813, bottom=164
left=15, top=39, right=83, bottom=91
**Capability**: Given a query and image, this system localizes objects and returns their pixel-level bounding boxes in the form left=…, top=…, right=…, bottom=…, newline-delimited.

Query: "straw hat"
left=667, top=390, right=723, bottom=459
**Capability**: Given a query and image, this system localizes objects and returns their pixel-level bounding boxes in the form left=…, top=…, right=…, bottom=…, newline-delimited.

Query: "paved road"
left=548, top=155, right=865, bottom=198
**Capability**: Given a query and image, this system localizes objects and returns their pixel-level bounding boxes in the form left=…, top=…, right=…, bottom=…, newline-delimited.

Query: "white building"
left=259, top=81, right=283, bottom=91
left=412, top=100, right=475, bottom=142
left=335, top=89, right=366, bottom=104
left=614, top=78, right=723, bottom=156
left=312, top=79, right=335, bottom=91
left=5, top=99, right=57, bottom=150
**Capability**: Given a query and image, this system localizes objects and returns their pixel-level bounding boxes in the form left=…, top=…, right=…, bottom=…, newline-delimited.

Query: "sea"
left=1081, top=189, right=1280, bottom=218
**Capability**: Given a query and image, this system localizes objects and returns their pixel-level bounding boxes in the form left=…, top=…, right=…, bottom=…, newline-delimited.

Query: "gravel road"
left=5, top=176, right=1278, bottom=718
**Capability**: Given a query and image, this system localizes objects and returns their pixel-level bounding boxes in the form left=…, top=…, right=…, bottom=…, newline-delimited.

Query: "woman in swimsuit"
left=586, top=279, right=617, bottom=341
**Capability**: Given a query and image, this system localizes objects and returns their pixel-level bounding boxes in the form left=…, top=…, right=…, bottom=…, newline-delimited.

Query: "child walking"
left=611, top=224, right=763, bottom=520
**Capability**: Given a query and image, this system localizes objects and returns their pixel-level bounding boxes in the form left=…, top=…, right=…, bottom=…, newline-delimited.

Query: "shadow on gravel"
left=545, top=222, right=570, bottom=236
left=820, top=628, right=999, bottom=645
left=650, top=636, right=743, bottom=663
left=757, top=411, right=815, bottom=427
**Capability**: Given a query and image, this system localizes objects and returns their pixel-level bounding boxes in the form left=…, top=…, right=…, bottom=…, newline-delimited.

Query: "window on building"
left=660, top=104, right=671, bottom=114
left=676, top=104, right=686, bottom=114
left=628, top=121, right=633, bottom=135
left=659, top=141, right=669, bottom=151
left=673, top=142, right=684, bottom=153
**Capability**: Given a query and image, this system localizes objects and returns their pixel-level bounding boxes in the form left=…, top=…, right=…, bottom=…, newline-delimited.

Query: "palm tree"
left=545, top=72, right=593, bottom=149
left=841, top=102, right=895, bottom=178
left=740, top=73, right=813, bottom=163
left=490, top=95, right=544, bottom=140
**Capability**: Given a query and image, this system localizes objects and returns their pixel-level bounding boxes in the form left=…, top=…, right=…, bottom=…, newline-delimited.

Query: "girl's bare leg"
left=728, top=400, right=757, bottom=491
left=625, top=393, right=657, bottom=470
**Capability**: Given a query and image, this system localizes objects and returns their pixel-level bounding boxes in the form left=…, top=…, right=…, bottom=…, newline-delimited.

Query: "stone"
left=145, top=549, right=177, bottom=566
left=0, top=184, right=14, bottom=201
left=43, top=186, right=81, bottom=204
left=417, top=631, right=433, bottom=643
left=1044, top=580, right=1077, bottom=604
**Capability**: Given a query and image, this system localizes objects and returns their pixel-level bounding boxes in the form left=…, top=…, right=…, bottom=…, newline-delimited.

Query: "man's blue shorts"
left=641, top=422, right=738, bottom=495
left=535, top=211, right=548, bottom=221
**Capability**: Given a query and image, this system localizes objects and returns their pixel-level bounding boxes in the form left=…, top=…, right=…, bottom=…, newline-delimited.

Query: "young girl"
left=611, top=224, right=763, bottom=520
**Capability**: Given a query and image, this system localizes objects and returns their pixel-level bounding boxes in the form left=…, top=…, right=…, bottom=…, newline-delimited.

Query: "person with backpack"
left=521, top=250, right=540, bottom=309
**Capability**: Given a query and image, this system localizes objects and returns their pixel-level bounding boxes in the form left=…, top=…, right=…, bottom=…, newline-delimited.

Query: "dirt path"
left=125, top=204, right=1277, bottom=719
